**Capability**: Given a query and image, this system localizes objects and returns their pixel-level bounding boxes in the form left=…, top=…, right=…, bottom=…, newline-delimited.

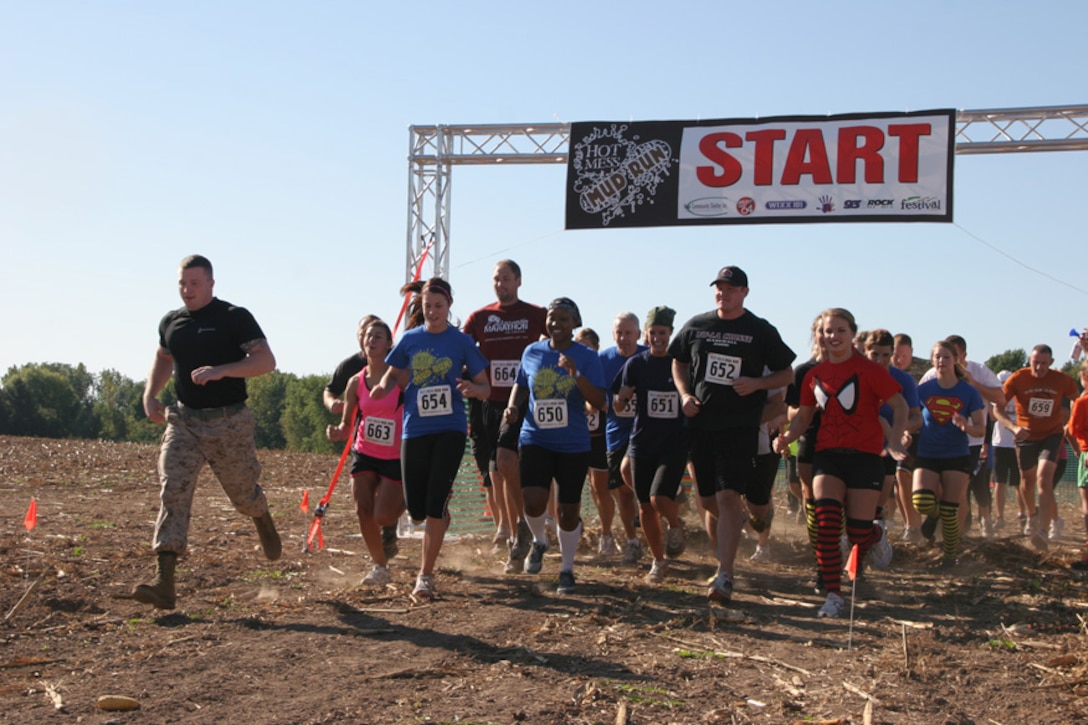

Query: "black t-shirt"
left=326, top=353, right=366, bottom=398
left=620, top=351, right=688, bottom=458
left=785, top=358, right=822, bottom=443
left=158, top=298, right=265, bottom=409
left=668, top=309, right=795, bottom=430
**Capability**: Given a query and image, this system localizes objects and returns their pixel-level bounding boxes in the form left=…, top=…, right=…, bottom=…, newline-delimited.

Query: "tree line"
left=0, top=363, right=340, bottom=453
left=0, top=350, right=1081, bottom=451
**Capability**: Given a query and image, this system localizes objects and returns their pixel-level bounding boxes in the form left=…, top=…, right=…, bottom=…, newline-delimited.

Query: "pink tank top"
left=353, top=368, right=403, bottom=460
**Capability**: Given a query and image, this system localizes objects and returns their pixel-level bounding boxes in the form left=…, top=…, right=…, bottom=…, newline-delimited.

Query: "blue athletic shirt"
left=882, top=366, right=920, bottom=423
left=601, top=344, right=648, bottom=451
left=385, top=325, right=489, bottom=439
left=916, top=378, right=984, bottom=458
left=517, top=340, right=605, bottom=453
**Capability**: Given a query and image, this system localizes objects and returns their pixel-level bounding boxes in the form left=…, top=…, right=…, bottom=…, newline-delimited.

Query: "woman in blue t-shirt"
left=912, top=340, right=985, bottom=567
left=373, top=278, right=490, bottom=600
left=504, top=298, right=605, bottom=595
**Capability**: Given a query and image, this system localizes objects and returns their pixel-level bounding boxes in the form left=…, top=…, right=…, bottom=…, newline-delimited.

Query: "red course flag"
left=300, top=490, right=310, bottom=513
left=845, top=543, right=859, bottom=582
left=24, top=498, right=38, bottom=532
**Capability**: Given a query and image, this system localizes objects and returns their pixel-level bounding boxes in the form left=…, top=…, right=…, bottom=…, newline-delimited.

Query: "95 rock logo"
left=571, top=125, right=673, bottom=226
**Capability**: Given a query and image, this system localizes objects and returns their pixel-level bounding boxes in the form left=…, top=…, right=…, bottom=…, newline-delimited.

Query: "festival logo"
left=736, top=197, right=755, bottom=216
left=570, top=125, right=674, bottom=226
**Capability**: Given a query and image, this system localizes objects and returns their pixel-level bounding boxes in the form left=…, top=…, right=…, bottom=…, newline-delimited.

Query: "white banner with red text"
left=564, top=109, right=954, bottom=229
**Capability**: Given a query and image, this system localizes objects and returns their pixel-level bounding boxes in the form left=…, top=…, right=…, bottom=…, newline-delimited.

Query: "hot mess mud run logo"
left=571, top=125, right=673, bottom=226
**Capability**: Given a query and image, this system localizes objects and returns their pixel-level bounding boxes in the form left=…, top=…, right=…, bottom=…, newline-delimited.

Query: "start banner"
left=564, top=109, right=955, bottom=229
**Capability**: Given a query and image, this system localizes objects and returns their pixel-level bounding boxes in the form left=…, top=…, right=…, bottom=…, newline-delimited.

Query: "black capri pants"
left=401, top=431, right=467, bottom=521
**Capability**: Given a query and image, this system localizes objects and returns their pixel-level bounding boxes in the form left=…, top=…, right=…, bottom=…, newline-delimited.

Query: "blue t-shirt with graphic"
left=386, top=325, right=488, bottom=438
left=517, top=341, right=605, bottom=453
left=916, top=378, right=984, bottom=458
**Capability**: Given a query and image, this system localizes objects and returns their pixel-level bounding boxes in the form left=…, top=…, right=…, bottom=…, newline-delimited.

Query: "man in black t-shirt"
left=669, top=266, right=795, bottom=604
left=133, top=255, right=281, bottom=610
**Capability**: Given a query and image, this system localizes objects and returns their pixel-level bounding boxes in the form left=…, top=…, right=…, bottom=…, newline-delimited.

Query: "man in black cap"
left=668, top=265, right=795, bottom=603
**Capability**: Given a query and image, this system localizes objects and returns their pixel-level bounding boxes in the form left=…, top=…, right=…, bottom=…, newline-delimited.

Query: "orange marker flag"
left=24, top=498, right=38, bottom=532
left=300, top=490, right=310, bottom=513
left=845, top=543, right=859, bottom=582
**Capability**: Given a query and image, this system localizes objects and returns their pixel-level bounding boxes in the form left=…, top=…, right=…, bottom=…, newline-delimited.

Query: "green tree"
left=248, top=370, right=294, bottom=449
left=92, top=369, right=165, bottom=443
left=0, top=364, right=85, bottom=438
left=281, top=374, right=338, bottom=453
left=985, top=348, right=1026, bottom=376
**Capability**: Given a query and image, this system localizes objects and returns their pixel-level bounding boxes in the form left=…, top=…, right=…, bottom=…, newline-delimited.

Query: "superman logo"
left=924, top=395, right=964, bottom=425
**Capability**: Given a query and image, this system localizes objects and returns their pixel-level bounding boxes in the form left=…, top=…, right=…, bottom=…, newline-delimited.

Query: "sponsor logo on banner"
left=867, top=199, right=894, bottom=208
left=685, top=198, right=730, bottom=217
left=736, top=197, right=755, bottom=215
left=570, top=125, right=673, bottom=226
left=818, top=195, right=835, bottom=213
left=901, top=196, right=942, bottom=211
left=844, top=200, right=861, bottom=209
left=765, top=200, right=807, bottom=210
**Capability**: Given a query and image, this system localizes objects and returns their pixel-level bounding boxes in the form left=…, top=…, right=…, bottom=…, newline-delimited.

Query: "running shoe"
left=1031, top=527, right=1049, bottom=551
left=901, top=526, right=922, bottom=544
left=665, top=524, right=686, bottom=558
left=1023, top=513, right=1037, bottom=536
left=504, top=547, right=523, bottom=575
left=361, top=565, right=391, bottom=586
left=980, top=517, right=994, bottom=539
left=556, top=570, right=576, bottom=594
left=994, top=517, right=1005, bottom=532
left=598, top=533, right=618, bottom=557
left=510, top=520, right=532, bottom=562
left=645, top=558, right=668, bottom=584
left=1049, top=517, right=1065, bottom=541
left=381, top=526, right=399, bottom=560
left=706, top=572, right=733, bottom=603
left=621, top=539, right=643, bottom=566
left=1018, top=513, right=1028, bottom=535
left=412, top=574, right=434, bottom=600
left=818, top=592, right=845, bottom=619
left=868, top=522, right=893, bottom=570
left=935, top=556, right=959, bottom=571
left=749, top=544, right=771, bottom=562
left=813, top=571, right=826, bottom=595
left=491, top=526, right=510, bottom=549
left=525, top=541, right=548, bottom=574
left=920, top=515, right=939, bottom=542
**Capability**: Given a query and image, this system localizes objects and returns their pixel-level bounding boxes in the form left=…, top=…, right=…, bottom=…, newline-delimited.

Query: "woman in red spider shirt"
left=775, top=308, right=907, bottom=619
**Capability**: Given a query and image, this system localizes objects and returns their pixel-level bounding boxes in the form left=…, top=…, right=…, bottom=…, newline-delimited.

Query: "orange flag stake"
left=845, top=543, right=859, bottom=582
left=300, top=490, right=310, bottom=513
left=24, top=498, right=37, bottom=532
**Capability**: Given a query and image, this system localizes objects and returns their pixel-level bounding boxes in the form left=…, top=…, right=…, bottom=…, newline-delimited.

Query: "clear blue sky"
left=2, top=1, right=1086, bottom=383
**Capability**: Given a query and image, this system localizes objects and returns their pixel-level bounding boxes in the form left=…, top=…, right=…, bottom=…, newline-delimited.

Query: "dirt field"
left=3, top=434, right=1088, bottom=724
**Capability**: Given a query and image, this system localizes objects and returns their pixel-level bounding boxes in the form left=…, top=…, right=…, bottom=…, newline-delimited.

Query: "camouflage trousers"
left=152, top=404, right=269, bottom=555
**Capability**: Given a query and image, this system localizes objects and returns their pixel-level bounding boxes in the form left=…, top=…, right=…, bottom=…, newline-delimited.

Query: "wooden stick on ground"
left=4, top=567, right=51, bottom=624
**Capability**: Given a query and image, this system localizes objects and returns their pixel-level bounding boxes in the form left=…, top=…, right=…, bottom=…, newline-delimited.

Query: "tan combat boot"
left=132, top=552, right=177, bottom=610
left=254, top=512, right=282, bottom=561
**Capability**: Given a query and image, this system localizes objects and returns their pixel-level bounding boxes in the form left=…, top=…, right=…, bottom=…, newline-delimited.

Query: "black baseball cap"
left=709, top=266, right=748, bottom=288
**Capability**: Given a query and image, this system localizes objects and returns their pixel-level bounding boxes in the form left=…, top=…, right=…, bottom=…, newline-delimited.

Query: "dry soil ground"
left=3, top=435, right=1088, bottom=724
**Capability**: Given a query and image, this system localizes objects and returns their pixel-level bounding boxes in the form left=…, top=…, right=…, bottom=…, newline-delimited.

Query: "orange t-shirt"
left=1003, top=368, right=1079, bottom=440
left=1067, top=392, right=1088, bottom=452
